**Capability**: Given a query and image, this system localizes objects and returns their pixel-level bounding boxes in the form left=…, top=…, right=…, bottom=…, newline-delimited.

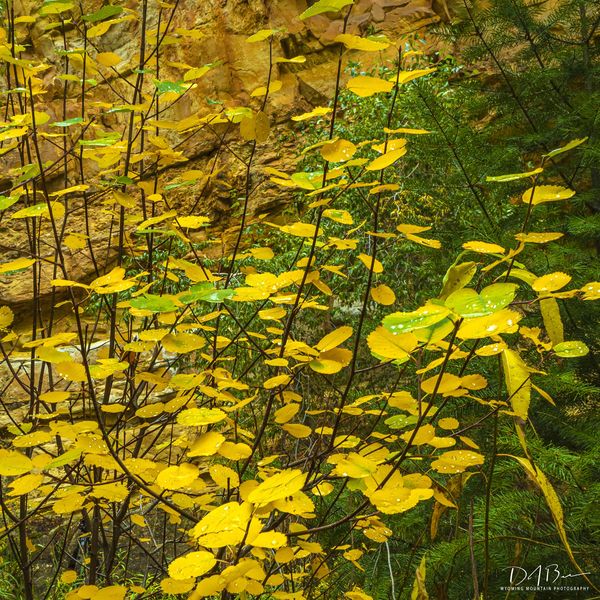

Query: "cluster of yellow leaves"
left=0, top=1, right=596, bottom=598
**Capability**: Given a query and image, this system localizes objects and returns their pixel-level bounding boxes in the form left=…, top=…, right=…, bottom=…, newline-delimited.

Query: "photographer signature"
left=503, top=564, right=592, bottom=587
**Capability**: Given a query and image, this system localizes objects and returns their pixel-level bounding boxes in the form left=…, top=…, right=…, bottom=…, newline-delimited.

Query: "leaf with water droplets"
left=553, top=341, right=589, bottom=358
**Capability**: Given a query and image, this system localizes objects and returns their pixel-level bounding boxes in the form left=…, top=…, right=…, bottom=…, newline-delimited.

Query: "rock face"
left=0, top=0, right=453, bottom=312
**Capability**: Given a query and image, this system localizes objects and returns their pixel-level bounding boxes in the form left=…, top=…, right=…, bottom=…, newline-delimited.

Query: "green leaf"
left=553, top=341, right=589, bottom=358
left=112, top=176, right=135, bottom=185
left=446, top=283, right=518, bottom=318
left=44, top=449, right=82, bottom=470
left=0, top=195, right=20, bottom=211
left=179, top=284, right=235, bottom=304
left=164, top=180, right=196, bottom=191
left=291, top=171, right=324, bottom=190
left=299, top=0, right=353, bottom=20
left=82, top=4, right=123, bottom=22
left=384, top=414, right=418, bottom=430
left=79, top=133, right=120, bottom=147
left=50, top=117, right=84, bottom=127
left=383, top=304, right=449, bottom=334
left=154, top=80, right=189, bottom=95
left=129, top=295, right=179, bottom=313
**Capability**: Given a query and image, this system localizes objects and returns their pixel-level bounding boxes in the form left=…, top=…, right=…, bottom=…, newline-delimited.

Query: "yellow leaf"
left=90, top=482, right=129, bottom=502
left=247, top=469, right=306, bottom=506
left=501, top=349, right=531, bottom=420
left=251, top=79, right=282, bottom=97
left=274, top=403, right=300, bottom=424
left=246, top=28, right=276, bottom=42
left=357, top=253, right=383, bottom=273
left=91, top=267, right=126, bottom=288
left=137, top=210, right=177, bottom=230
left=275, top=55, right=306, bottom=64
left=367, top=327, right=418, bottom=361
left=509, top=456, right=590, bottom=584
left=249, top=531, right=287, bottom=548
left=250, top=247, right=274, bottom=260
left=40, top=390, right=70, bottom=403
left=53, top=492, right=85, bottom=514
left=96, top=52, right=122, bottom=67
left=334, top=34, right=390, bottom=51
left=316, top=326, right=352, bottom=352
left=177, top=408, right=227, bottom=427
left=0, top=306, right=14, bottom=329
left=93, top=585, right=128, bottom=600
left=49, top=184, right=89, bottom=197
left=87, top=21, right=112, bottom=38
left=279, top=222, right=319, bottom=238
left=532, top=384, right=555, bottom=406
left=281, top=423, right=312, bottom=438
left=60, top=570, right=78, bottom=584
left=369, top=485, right=433, bottom=515
left=329, top=453, right=378, bottom=478
left=161, top=332, right=205, bottom=353
left=581, top=281, right=600, bottom=300
left=522, top=185, right=575, bottom=205
left=188, top=432, right=225, bottom=457
left=403, top=233, right=441, bottom=249
left=370, top=284, right=396, bottom=305
left=0, top=450, right=33, bottom=476
left=11, top=201, right=65, bottom=219
left=112, top=190, right=136, bottom=208
left=372, top=138, right=407, bottom=154
left=421, top=373, right=462, bottom=395
left=264, top=373, right=291, bottom=389
left=515, top=231, right=563, bottom=244
left=292, top=107, right=332, bottom=122
left=347, top=76, right=394, bottom=97
left=462, top=240, right=504, bottom=254
left=438, top=417, right=459, bottom=430
left=457, top=308, right=522, bottom=339
left=160, top=578, right=195, bottom=595
left=384, top=127, right=431, bottom=135
left=532, top=271, right=571, bottom=293
left=396, top=67, right=437, bottom=84
left=135, top=402, right=164, bottom=419
left=347, top=588, right=374, bottom=600
left=322, top=208, right=353, bottom=224
left=209, top=464, right=240, bottom=489
left=411, top=556, right=429, bottom=600
left=309, top=358, right=343, bottom=374
left=7, top=473, right=44, bottom=496
left=56, top=361, right=87, bottom=382
left=131, top=514, right=147, bottom=527
left=320, top=138, right=357, bottom=162
left=0, top=257, right=36, bottom=274
left=64, top=234, right=88, bottom=250
left=365, top=147, right=407, bottom=171
left=430, top=450, right=484, bottom=474
left=539, top=298, right=563, bottom=345
left=36, top=345, right=72, bottom=364
left=400, top=424, right=435, bottom=445
left=191, top=502, right=252, bottom=547
left=0, top=126, right=28, bottom=142
left=13, top=430, right=52, bottom=448
left=218, top=441, right=252, bottom=460
left=168, top=551, right=216, bottom=580
left=156, top=463, right=199, bottom=490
